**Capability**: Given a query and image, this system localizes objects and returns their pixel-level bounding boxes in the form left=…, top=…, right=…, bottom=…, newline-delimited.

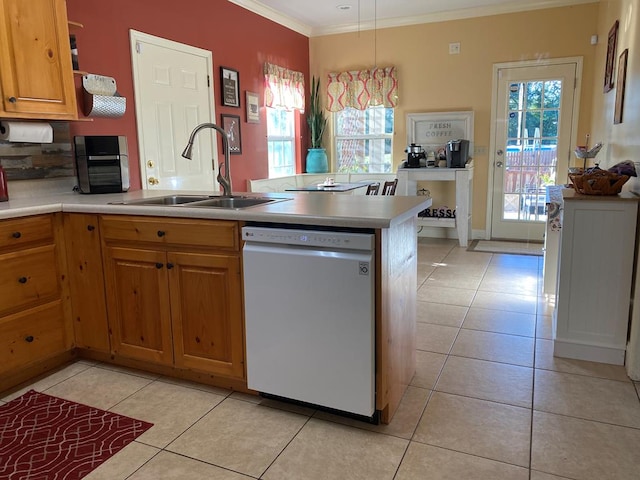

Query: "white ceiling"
left=228, top=0, right=596, bottom=36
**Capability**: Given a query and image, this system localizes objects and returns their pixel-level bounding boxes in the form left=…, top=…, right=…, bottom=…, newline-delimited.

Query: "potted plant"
left=306, top=76, right=328, bottom=173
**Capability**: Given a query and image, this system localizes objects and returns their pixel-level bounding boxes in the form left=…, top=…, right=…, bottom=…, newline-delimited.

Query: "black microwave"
left=74, top=135, right=129, bottom=194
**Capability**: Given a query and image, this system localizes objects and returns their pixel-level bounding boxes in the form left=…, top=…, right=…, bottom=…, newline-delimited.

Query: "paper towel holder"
left=82, top=74, right=126, bottom=118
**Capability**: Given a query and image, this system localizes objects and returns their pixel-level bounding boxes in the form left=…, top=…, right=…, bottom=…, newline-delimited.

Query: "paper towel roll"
left=0, top=121, right=53, bottom=143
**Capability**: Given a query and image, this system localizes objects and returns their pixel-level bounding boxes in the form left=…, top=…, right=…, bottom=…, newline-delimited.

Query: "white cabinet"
left=397, top=164, right=473, bottom=247
left=554, top=189, right=639, bottom=365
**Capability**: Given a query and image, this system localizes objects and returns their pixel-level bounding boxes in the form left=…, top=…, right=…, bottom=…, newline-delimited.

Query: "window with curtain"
left=264, top=63, right=304, bottom=177
left=328, top=67, right=398, bottom=173
left=267, top=108, right=295, bottom=177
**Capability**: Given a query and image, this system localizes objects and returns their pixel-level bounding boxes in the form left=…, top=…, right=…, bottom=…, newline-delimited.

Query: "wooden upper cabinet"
left=0, top=0, right=77, bottom=119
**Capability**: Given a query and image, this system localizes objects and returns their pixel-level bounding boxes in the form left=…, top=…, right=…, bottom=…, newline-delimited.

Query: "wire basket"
left=569, top=169, right=629, bottom=195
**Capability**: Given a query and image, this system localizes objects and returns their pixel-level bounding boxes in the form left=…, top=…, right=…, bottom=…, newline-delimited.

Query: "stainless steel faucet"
left=181, top=123, right=232, bottom=196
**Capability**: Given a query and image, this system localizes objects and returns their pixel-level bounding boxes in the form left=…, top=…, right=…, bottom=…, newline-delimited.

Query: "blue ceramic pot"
left=306, top=148, right=328, bottom=173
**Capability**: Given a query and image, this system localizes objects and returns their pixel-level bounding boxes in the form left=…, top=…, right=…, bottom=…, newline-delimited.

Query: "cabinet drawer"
left=0, top=215, right=53, bottom=250
left=0, top=244, right=59, bottom=314
left=0, top=300, right=68, bottom=373
left=100, top=215, right=239, bottom=250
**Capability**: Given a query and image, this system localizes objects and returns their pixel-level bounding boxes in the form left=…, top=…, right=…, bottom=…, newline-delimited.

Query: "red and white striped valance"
left=264, top=63, right=305, bottom=111
left=326, top=66, right=398, bottom=112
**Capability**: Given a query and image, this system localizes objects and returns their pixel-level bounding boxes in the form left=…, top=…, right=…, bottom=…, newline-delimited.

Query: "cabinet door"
left=169, top=251, right=244, bottom=379
left=0, top=0, right=77, bottom=119
left=103, top=246, right=173, bottom=365
left=63, top=213, right=110, bottom=352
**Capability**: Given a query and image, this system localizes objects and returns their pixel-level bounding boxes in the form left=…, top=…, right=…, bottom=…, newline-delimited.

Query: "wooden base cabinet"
left=100, top=215, right=245, bottom=380
left=0, top=214, right=73, bottom=390
left=170, top=251, right=244, bottom=378
left=63, top=214, right=110, bottom=353
left=103, top=245, right=173, bottom=365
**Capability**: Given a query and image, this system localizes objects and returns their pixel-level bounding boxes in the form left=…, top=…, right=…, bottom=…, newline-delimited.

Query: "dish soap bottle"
left=0, top=166, right=8, bottom=202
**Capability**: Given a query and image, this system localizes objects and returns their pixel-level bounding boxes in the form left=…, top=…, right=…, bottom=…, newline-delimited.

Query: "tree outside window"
left=334, top=107, right=394, bottom=173
left=267, top=108, right=295, bottom=177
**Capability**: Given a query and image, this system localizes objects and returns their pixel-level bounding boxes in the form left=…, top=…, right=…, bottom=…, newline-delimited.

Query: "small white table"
left=397, top=165, right=474, bottom=247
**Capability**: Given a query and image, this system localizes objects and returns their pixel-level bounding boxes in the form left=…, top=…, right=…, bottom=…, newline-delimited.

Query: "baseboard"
left=553, top=339, right=625, bottom=365
left=416, top=227, right=486, bottom=240
left=76, top=349, right=254, bottom=394
left=0, top=350, right=77, bottom=395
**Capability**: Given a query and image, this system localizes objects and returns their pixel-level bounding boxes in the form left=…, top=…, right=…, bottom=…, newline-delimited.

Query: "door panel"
left=103, top=246, right=173, bottom=365
left=131, top=31, right=216, bottom=191
left=169, top=251, right=244, bottom=379
left=491, top=61, right=578, bottom=240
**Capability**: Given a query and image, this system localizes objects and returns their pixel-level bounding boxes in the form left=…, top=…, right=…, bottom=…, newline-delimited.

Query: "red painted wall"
left=66, top=0, right=309, bottom=191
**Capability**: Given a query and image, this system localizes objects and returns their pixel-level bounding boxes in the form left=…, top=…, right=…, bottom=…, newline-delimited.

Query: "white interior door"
left=490, top=59, right=580, bottom=240
left=130, top=30, right=217, bottom=191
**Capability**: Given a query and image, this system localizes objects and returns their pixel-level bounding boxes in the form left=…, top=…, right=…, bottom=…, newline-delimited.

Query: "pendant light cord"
left=374, top=0, right=377, bottom=67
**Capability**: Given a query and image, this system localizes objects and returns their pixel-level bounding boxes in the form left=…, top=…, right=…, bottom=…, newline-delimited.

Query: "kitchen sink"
left=190, top=197, right=280, bottom=209
left=118, top=195, right=213, bottom=206
left=112, top=195, right=288, bottom=209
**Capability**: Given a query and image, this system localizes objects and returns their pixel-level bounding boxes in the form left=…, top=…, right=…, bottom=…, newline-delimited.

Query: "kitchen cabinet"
left=0, top=0, right=77, bottom=120
left=100, top=215, right=245, bottom=379
left=103, top=245, right=173, bottom=365
left=63, top=213, right=110, bottom=353
left=554, top=190, right=639, bottom=365
left=0, top=214, right=73, bottom=389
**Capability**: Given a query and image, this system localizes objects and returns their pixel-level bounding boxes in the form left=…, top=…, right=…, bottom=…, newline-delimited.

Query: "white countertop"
left=0, top=189, right=432, bottom=229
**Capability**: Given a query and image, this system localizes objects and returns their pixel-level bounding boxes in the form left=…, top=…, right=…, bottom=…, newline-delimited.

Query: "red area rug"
left=0, top=390, right=153, bottom=479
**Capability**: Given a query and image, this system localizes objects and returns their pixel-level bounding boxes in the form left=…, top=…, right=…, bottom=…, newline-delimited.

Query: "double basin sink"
left=113, top=195, right=289, bottom=210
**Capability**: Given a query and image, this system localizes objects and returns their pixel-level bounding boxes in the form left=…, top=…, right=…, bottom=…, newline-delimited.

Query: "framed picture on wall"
left=246, top=91, right=260, bottom=123
left=221, top=67, right=240, bottom=107
left=614, top=48, right=628, bottom=124
left=604, top=20, right=619, bottom=92
left=221, top=114, right=242, bottom=154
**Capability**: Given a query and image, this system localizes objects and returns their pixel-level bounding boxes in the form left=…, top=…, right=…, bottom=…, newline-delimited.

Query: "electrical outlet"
left=449, top=42, right=461, bottom=55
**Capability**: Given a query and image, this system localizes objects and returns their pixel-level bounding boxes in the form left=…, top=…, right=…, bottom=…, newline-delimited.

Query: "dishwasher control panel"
left=242, top=226, right=374, bottom=251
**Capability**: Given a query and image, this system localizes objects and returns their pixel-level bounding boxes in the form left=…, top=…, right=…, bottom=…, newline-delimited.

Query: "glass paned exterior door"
left=491, top=62, right=578, bottom=240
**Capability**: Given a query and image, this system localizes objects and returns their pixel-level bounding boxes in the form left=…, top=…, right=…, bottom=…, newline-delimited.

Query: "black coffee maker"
left=445, top=139, right=470, bottom=168
left=405, top=143, right=426, bottom=168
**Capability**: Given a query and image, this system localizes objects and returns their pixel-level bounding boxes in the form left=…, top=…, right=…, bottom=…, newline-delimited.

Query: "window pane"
left=334, top=107, right=394, bottom=174
left=543, top=80, right=562, bottom=108
left=526, top=81, right=543, bottom=109
left=267, top=107, right=295, bottom=177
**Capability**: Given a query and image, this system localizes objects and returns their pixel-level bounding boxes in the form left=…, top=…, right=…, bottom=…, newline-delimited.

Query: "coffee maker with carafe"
left=405, top=143, right=426, bottom=168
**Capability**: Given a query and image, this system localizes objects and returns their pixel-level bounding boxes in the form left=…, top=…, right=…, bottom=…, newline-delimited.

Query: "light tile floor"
left=3, top=238, right=640, bottom=479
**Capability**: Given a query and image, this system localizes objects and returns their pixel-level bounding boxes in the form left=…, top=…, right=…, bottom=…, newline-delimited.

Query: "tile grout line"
left=257, top=413, right=315, bottom=478
left=528, top=255, right=545, bottom=478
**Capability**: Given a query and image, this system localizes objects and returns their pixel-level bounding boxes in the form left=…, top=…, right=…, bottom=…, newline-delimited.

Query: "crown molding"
left=312, top=0, right=597, bottom=36
left=227, top=0, right=312, bottom=37
left=229, top=0, right=597, bottom=38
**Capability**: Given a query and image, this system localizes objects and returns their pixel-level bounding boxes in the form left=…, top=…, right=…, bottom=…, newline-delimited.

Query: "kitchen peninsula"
left=0, top=190, right=431, bottom=423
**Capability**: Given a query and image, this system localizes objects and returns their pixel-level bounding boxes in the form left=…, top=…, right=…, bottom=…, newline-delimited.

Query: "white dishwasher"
left=242, top=225, right=375, bottom=418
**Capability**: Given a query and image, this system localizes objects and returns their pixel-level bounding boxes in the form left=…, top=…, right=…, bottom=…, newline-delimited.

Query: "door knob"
left=148, top=177, right=159, bottom=185
left=496, top=161, right=503, bottom=168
